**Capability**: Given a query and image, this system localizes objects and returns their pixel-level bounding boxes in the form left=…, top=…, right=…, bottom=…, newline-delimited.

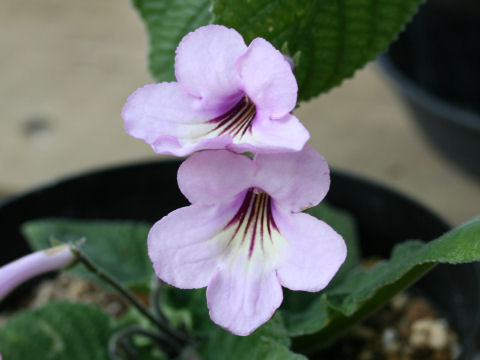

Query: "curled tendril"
left=150, top=278, right=168, bottom=324
left=108, top=326, right=181, bottom=360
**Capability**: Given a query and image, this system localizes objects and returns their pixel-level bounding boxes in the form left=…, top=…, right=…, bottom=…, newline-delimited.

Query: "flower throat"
left=209, top=96, right=256, bottom=139
left=224, top=188, right=278, bottom=259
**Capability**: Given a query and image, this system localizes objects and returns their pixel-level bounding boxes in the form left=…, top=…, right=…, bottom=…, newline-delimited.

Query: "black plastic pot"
left=379, top=0, right=480, bottom=179
left=1, top=161, right=479, bottom=358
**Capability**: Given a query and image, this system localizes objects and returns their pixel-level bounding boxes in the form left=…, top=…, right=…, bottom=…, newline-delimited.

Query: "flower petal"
left=236, top=38, right=298, bottom=118
left=246, top=113, right=309, bottom=153
left=122, top=82, right=237, bottom=156
left=178, top=150, right=255, bottom=204
left=152, top=133, right=236, bottom=157
left=122, top=82, right=209, bottom=138
left=203, top=113, right=309, bottom=155
left=175, top=25, right=247, bottom=110
left=274, top=211, right=347, bottom=292
left=207, top=255, right=283, bottom=336
left=254, top=145, right=330, bottom=212
left=148, top=201, right=243, bottom=289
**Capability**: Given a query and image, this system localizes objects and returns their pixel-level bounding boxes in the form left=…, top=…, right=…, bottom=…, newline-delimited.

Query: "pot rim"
left=0, top=159, right=450, bottom=230
left=377, top=55, right=480, bottom=133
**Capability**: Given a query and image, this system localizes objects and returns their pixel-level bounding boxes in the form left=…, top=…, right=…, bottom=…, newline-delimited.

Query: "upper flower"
left=122, top=25, right=310, bottom=157
left=148, top=146, right=347, bottom=335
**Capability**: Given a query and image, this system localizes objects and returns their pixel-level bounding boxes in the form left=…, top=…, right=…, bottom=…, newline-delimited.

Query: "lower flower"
left=148, top=146, right=347, bottom=335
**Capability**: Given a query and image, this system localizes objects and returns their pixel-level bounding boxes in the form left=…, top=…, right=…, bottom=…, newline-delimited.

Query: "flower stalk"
left=70, top=247, right=190, bottom=347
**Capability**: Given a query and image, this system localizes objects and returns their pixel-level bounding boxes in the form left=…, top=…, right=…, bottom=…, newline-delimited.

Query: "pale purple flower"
left=0, top=245, right=76, bottom=301
left=122, top=25, right=309, bottom=157
left=148, top=146, right=347, bottom=335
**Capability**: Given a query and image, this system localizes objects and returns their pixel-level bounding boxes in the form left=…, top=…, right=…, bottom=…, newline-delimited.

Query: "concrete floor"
left=1, top=0, right=479, bottom=226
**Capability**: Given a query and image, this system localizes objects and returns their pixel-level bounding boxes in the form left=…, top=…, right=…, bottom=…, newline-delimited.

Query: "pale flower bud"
left=0, top=245, right=76, bottom=301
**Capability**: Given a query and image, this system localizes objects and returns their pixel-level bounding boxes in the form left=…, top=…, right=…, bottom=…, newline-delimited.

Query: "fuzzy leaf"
left=197, top=313, right=306, bottom=360
left=22, top=219, right=153, bottom=292
left=212, top=0, right=424, bottom=101
left=0, top=302, right=116, bottom=360
left=133, top=0, right=212, bottom=82
left=325, top=216, right=480, bottom=315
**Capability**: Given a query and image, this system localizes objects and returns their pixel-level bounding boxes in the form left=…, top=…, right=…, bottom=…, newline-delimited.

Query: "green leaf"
left=22, top=219, right=153, bottom=292
left=0, top=302, right=116, bottom=360
left=326, top=216, right=480, bottom=312
left=212, top=0, right=423, bottom=101
left=255, top=339, right=308, bottom=360
left=160, top=287, right=210, bottom=334
left=197, top=313, right=306, bottom=360
left=133, top=0, right=212, bottom=82
left=325, top=216, right=480, bottom=315
left=291, top=216, right=480, bottom=354
left=199, top=336, right=307, bottom=360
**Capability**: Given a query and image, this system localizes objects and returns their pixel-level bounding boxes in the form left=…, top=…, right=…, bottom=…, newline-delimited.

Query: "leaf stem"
left=70, top=247, right=190, bottom=347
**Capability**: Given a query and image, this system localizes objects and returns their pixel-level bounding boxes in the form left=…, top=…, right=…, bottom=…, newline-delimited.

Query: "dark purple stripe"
left=259, top=194, right=266, bottom=252
left=225, top=190, right=253, bottom=247
left=225, top=190, right=252, bottom=229
left=242, top=191, right=259, bottom=246
left=233, top=107, right=255, bottom=138
left=219, top=105, right=251, bottom=136
left=240, top=110, right=255, bottom=137
left=266, top=197, right=279, bottom=243
left=248, top=194, right=263, bottom=258
left=207, top=96, right=256, bottom=139
left=223, top=189, right=277, bottom=259
left=209, top=98, right=246, bottom=124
